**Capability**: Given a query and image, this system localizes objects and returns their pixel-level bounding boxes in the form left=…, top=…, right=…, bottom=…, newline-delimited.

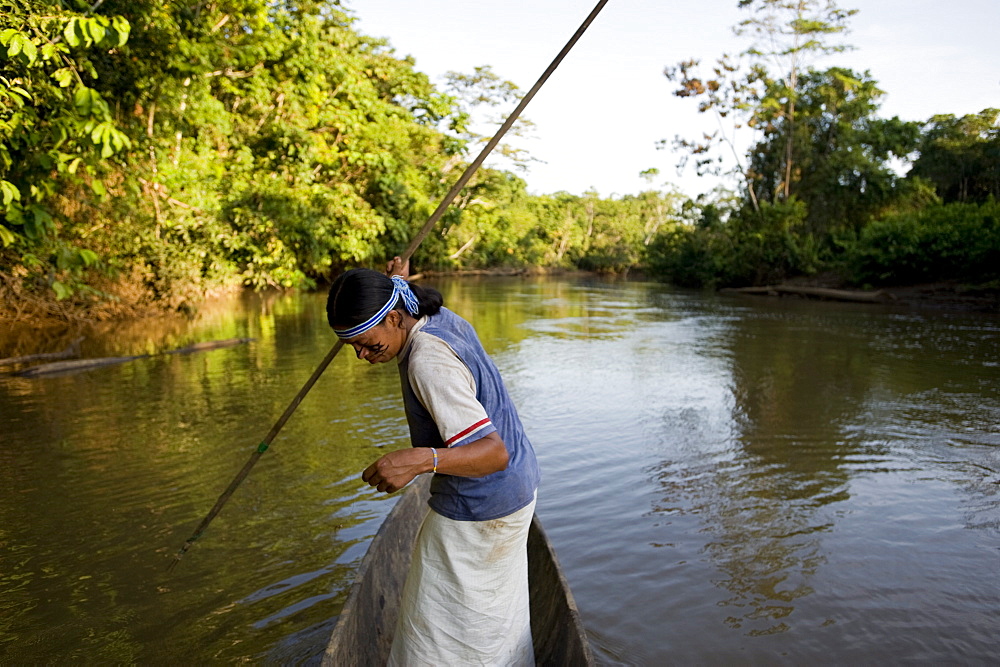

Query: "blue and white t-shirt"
left=397, top=307, right=540, bottom=521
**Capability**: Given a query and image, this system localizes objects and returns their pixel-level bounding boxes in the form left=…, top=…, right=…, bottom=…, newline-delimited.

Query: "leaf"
left=91, top=179, right=107, bottom=197
left=23, top=214, right=40, bottom=239
left=63, top=19, right=81, bottom=47
left=0, top=225, right=14, bottom=247
left=111, top=16, right=131, bottom=47
left=51, top=280, right=71, bottom=301
left=19, top=36, right=37, bottom=64
left=30, top=205, right=54, bottom=233
left=74, top=87, right=95, bottom=116
left=1, top=180, right=20, bottom=206
left=53, top=68, right=74, bottom=88
left=6, top=34, right=22, bottom=57
left=109, top=127, right=131, bottom=151
left=4, top=204, right=23, bottom=225
left=78, top=249, right=99, bottom=267
left=83, top=18, right=106, bottom=46
left=5, top=34, right=38, bottom=63
left=90, top=123, right=108, bottom=144
left=56, top=246, right=74, bottom=270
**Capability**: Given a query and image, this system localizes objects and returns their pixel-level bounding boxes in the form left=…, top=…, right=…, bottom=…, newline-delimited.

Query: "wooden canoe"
left=323, top=475, right=594, bottom=666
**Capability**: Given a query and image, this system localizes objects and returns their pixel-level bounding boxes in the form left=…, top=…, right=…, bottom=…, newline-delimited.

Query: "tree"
left=747, top=67, right=920, bottom=236
left=443, top=65, right=538, bottom=173
left=1, top=0, right=132, bottom=296
left=663, top=0, right=857, bottom=206
left=3, top=1, right=661, bottom=321
left=735, top=0, right=857, bottom=200
left=909, top=108, right=1000, bottom=203
left=3, top=0, right=468, bottom=312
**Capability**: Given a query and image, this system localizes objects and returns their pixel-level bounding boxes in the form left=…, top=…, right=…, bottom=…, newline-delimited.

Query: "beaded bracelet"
left=430, top=447, right=438, bottom=474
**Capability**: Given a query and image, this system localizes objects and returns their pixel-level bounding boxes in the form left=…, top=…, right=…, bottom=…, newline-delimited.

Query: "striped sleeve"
left=406, top=332, right=497, bottom=448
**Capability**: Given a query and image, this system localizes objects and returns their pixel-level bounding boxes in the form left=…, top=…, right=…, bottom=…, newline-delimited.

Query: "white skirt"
left=387, top=495, right=537, bottom=666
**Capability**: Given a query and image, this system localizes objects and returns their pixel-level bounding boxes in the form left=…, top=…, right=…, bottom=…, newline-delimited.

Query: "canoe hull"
left=323, top=476, right=593, bottom=666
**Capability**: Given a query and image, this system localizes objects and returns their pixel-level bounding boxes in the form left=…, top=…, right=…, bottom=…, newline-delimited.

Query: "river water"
left=1, top=277, right=998, bottom=664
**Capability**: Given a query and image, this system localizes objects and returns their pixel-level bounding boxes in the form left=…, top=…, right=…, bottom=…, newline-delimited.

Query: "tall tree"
left=735, top=0, right=857, bottom=200
left=663, top=0, right=856, bottom=206
left=747, top=67, right=919, bottom=236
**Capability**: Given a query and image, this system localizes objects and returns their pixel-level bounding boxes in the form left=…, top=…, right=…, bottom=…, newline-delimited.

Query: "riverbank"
left=722, top=273, right=1000, bottom=313
left=4, top=270, right=998, bottom=360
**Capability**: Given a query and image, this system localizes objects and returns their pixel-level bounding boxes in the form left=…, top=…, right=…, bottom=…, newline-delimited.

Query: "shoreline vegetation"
left=2, top=2, right=998, bottom=341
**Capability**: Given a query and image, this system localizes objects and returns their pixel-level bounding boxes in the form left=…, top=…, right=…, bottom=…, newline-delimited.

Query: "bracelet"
left=430, top=447, right=438, bottom=474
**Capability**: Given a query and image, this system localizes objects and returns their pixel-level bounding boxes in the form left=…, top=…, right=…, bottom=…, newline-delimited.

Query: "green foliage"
left=726, top=197, right=818, bottom=284
left=2, top=0, right=470, bottom=308
left=847, top=200, right=1000, bottom=286
left=0, top=3, right=132, bottom=245
left=647, top=196, right=817, bottom=287
left=647, top=226, right=728, bottom=288
left=0, top=0, right=134, bottom=300
left=908, top=109, right=1000, bottom=204
left=423, top=174, right=682, bottom=274
left=748, top=67, right=920, bottom=236
left=2, top=0, right=678, bottom=318
left=656, top=2, right=992, bottom=290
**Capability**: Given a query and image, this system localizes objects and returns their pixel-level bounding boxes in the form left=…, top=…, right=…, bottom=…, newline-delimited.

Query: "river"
left=1, top=276, right=998, bottom=664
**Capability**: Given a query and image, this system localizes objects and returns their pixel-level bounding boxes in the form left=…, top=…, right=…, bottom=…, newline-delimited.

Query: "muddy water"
left=1, top=278, right=998, bottom=663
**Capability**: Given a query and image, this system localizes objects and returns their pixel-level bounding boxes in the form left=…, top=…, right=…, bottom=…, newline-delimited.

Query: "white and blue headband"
left=335, top=275, right=420, bottom=339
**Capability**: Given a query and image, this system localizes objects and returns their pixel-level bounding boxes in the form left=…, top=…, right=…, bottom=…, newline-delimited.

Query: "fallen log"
left=15, top=355, right=149, bottom=377
left=0, top=336, right=85, bottom=368
left=720, top=286, right=775, bottom=295
left=15, top=337, right=255, bottom=378
left=721, top=284, right=892, bottom=304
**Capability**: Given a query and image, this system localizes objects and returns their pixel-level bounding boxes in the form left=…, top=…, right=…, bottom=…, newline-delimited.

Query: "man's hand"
left=385, top=256, right=410, bottom=279
left=362, top=447, right=431, bottom=494
left=362, top=434, right=509, bottom=494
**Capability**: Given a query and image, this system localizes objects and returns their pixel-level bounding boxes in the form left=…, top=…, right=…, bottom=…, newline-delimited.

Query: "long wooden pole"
left=168, top=0, right=610, bottom=570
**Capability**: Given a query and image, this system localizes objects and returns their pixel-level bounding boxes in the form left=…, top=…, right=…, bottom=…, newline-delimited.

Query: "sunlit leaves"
left=2, top=0, right=667, bottom=315
left=1, top=180, right=20, bottom=206
left=62, top=16, right=128, bottom=49
left=88, top=121, right=131, bottom=158
left=0, top=2, right=133, bottom=301
left=2, top=30, right=38, bottom=63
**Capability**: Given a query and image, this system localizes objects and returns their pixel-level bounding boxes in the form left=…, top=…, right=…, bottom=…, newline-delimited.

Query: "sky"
left=348, top=0, right=999, bottom=199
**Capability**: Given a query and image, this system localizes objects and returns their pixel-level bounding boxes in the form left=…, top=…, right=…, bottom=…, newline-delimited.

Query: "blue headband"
left=335, top=275, right=420, bottom=339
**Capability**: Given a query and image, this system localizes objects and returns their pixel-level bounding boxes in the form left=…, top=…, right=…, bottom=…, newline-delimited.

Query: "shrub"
left=848, top=200, right=1000, bottom=285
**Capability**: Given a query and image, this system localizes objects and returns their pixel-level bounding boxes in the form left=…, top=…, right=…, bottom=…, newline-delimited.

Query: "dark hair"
left=327, top=268, right=443, bottom=330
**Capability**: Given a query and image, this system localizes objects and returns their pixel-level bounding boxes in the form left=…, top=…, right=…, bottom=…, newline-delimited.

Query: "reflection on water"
left=2, top=278, right=999, bottom=663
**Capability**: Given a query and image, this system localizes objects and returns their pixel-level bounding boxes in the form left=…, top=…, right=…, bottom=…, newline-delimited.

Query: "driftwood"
left=16, top=355, right=150, bottom=377
left=0, top=336, right=85, bottom=368
left=721, top=284, right=892, bottom=304
left=14, top=337, right=254, bottom=378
